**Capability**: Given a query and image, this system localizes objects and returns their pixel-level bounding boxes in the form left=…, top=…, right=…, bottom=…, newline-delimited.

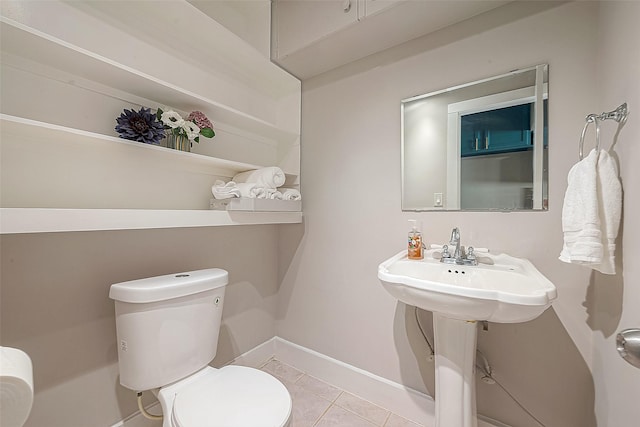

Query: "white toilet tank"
left=109, top=269, right=228, bottom=391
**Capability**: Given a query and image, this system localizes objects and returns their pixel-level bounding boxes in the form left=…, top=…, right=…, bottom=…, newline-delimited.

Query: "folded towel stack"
left=211, top=167, right=301, bottom=201
left=559, top=148, right=621, bottom=275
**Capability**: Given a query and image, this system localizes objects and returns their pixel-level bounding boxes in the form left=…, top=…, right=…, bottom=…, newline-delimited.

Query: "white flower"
left=161, top=110, right=184, bottom=129
left=182, top=121, right=200, bottom=141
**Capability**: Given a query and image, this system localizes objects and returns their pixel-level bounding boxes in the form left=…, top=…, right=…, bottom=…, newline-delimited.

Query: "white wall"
left=277, top=2, right=608, bottom=426
left=591, top=1, right=640, bottom=425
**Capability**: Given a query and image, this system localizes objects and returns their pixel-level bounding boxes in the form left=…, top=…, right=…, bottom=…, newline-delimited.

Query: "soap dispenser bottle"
left=408, top=220, right=423, bottom=260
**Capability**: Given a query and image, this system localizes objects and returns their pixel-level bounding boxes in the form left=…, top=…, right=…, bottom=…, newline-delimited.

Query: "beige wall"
left=0, top=226, right=281, bottom=426
left=591, top=1, right=640, bottom=425
left=277, top=2, right=617, bottom=426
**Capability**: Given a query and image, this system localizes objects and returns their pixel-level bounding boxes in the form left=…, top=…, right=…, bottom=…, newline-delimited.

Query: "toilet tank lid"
left=109, top=268, right=228, bottom=303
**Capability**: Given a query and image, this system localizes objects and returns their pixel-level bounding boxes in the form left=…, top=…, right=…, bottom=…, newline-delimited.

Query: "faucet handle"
left=441, top=244, right=450, bottom=258
left=467, top=246, right=476, bottom=260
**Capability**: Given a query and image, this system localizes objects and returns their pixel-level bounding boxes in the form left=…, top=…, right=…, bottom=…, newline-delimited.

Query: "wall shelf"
left=0, top=1, right=301, bottom=233
left=0, top=17, right=299, bottom=145
left=0, top=115, right=302, bottom=233
left=0, top=208, right=302, bottom=234
left=0, top=114, right=262, bottom=178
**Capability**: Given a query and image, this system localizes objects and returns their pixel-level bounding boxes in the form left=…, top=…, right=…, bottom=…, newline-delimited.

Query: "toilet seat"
left=170, top=365, right=291, bottom=427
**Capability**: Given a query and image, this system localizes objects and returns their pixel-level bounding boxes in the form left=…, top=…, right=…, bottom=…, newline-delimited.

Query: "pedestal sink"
left=378, top=249, right=556, bottom=427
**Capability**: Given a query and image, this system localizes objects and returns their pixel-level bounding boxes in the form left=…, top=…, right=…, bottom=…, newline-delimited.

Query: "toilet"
left=109, top=268, right=292, bottom=427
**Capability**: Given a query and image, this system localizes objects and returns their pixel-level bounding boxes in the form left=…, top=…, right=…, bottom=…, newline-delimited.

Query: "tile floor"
left=259, top=359, right=424, bottom=427
left=130, top=358, right=425, bottom=427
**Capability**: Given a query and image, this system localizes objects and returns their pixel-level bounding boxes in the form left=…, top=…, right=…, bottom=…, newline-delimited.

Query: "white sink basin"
left=378, top=249, right=557, bottom=323
left=379, top=248, right=557, bottom=427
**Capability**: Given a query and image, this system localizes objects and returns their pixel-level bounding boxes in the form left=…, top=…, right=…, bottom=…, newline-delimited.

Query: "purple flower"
left=115, top=107, right=165, bottom=145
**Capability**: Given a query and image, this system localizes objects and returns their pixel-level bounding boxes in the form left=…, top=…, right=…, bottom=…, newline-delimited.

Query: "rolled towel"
left=233, top=167, right=286, bottom=189
left=211, top=180, right=240, bottom=199
left=253, top=188, right=278, bottom=199
left=264, top=189, right=283, bottom=200
left=280, top=188, right=301, bottom=201
left=235, top=183, right=265, bottom=199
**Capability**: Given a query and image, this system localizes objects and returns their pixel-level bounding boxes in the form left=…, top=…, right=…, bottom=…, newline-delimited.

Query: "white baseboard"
left=117, top=336, right=508, bottom=427
left=271, top=337, right=436, bottom=426
left=228, top=335, right=278, bottom=368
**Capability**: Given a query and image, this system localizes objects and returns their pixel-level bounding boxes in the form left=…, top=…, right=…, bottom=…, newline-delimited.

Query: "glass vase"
left=166, top=133, right=191, bottom=152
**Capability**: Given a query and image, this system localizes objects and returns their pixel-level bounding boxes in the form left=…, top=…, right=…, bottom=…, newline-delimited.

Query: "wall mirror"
left=402, top=64, right=548, bottom=211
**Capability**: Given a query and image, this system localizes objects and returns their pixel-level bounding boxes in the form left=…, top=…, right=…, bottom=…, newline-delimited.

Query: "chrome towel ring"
left=579, top=115, right=600, bottom=160
left=579, top=103, right=628, bottom=160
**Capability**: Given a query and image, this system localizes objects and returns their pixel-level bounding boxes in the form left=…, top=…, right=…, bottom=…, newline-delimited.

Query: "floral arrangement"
left=115, top=107, right=165, bottom=145
left=115, top=107, right=215, bottom=146
left=157, top=108, right=215, bottom=143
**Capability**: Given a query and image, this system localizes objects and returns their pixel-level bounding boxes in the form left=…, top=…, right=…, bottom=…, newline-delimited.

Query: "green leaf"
left=156, top=108, right=164, bottom=120
left=200, top=128, right=215, bottom=138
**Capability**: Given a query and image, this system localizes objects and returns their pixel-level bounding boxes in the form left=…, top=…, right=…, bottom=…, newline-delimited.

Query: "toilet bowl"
left=109, top=269, right=291, bottom=427
left=159, top=366, right=291, bottom=427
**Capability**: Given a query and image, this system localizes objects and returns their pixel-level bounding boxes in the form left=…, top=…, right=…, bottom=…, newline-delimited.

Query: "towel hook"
left=579, top=115, right=600, bottom=160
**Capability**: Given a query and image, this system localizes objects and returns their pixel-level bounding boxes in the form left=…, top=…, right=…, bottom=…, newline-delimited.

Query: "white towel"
left=233, top=167, right=286, bottom=189
left=594, top=149, right=622, bottom=274
left=247, top=188, right=282, bottom=199
left=217, top=182, right=286, bottom=199
left=235, top=183, right=265, bottom=199
left=264, top=189, right=283, bottom=200
left=280, top=188, right=302, bottom=201
left=211, top=180, right=240, bottom=199
left=559, top=149, right=622, bottom=274
left=559, top=149, right=603, bottom=264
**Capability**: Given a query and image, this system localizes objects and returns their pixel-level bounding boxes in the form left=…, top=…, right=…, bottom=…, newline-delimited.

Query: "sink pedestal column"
left=433, top=313, right=478, bottom=427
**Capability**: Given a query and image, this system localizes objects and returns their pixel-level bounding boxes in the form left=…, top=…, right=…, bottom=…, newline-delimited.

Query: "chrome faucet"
left=449, top=227, right=462, bottom=260
left=441, top=227, right=478, bottom=266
